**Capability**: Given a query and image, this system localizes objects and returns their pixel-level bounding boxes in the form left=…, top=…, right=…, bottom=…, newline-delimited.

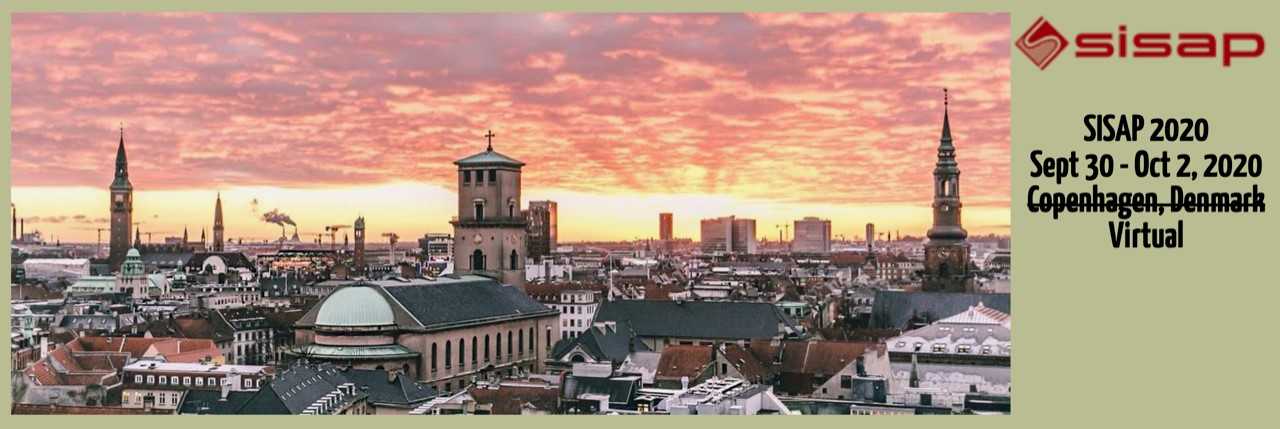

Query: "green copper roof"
left=315, top=285, right=396, bottom=327
left=454, top=148, right=525, bottom=167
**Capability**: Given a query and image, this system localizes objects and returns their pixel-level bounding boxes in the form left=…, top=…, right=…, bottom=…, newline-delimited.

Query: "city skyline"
left=11, top=13, right=1011, bottom=243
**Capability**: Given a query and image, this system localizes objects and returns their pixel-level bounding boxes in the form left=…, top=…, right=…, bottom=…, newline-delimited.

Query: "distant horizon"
left=11, top=13, right=1011, bottom=243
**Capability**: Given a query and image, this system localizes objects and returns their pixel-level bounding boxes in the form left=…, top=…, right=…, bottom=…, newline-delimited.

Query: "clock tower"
left=451, top=130, right=527, bottom=291
left=108, top=126, right=134, bottom=273
left=923, top=89, right=975, bottom=293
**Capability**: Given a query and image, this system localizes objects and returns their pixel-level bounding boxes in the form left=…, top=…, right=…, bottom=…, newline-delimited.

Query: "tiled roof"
left=718, top=344, right=770, bottom=382
left=11, top=403, right=172, bottom=415
left=466, top=384, right=559, bottom=415
left=656, top=345, right=713, bottom=380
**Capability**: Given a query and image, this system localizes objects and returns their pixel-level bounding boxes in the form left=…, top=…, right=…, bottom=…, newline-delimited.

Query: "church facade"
left=923, top=90, right=976, bottom=293
left=450, top=132, right=528, bottom=291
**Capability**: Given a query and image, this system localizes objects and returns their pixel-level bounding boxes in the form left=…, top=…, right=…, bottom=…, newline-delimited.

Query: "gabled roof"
left=340, top=369, right=440, bottom=407
left=454, top=149, right=525, bottom=167
left=594, top=300, right=801, bottom=341
left=551, top=320, right=648, bottom=363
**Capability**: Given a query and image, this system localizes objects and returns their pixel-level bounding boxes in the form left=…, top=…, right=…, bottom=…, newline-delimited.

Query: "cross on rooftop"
left=484, top=130, right=496, bottom=151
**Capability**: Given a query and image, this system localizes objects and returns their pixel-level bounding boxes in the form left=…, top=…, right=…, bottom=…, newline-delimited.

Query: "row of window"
left=896, top=341, right=1005, bottom=355
left=461, top=169, right=499, bottom=185
left=133, top=374, right=259, bottom=388
left=125, top=391, right=181, bottom=407
left=428, top=327, right=552, bottom=372
left=557, top=305, right=592, bottom=315
left=469, top=249, right=519, bottom=271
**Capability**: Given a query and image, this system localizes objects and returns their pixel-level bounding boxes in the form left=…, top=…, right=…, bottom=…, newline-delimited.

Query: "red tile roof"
left=11, top=403, right=172, bottom=415
left=466, top=384, right=561, bottom=415
left=656, top=345, right=713, bottom=380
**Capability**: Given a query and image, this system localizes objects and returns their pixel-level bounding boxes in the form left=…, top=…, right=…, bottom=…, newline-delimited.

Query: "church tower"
left=108, top=126, right=134, bottom=272
left=451, top=130, right=527, bottom=291
left=353, top=216, right=366, bottom=274
left=213, top=192, right=225, bottom=251
left=923, top=89, right=975, bottom=293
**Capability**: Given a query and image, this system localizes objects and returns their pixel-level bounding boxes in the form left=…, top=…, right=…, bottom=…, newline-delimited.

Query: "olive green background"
left=3, top=0, right=1277, bottom=424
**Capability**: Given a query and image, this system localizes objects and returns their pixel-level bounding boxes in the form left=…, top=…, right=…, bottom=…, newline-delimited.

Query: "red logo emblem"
left=1017, top=17, right=1068, bottom=70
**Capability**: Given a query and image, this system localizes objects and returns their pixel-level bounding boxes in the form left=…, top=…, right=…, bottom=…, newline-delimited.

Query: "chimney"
left=220, top=378, right=231, bottom=401
left=39, top=337, right=49, bottom=360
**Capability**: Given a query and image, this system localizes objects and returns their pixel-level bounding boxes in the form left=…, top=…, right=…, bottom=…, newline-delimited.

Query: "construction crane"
left=71, top=227, right=108, bottom=254
left=382, top=232, right=399, bottom=264
left=324, top=225, right=349, bottom=250
left=145, top=231, right=177, bottom=244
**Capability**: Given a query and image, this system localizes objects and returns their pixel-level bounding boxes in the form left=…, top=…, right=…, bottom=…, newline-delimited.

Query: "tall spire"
left=212, top=192, right=225, bottom=251
left=940, top=88, right=953, bottom=150
left=112, top=123, right=132, bottom=189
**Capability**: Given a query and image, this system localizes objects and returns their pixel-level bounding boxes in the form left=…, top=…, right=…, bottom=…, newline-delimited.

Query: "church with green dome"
left=287, top=275, right=560, bottom=394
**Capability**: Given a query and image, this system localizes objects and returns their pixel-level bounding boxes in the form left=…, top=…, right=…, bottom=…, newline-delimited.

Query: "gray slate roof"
left=593, top=300, right=802, bottom=341
left=180, top=364, right=437, bottom=414
left=381, top=277, right=554, bottom=328
left=869, top=291, right=1011, bottom=329
left=551, top=320, right=650, bottom=363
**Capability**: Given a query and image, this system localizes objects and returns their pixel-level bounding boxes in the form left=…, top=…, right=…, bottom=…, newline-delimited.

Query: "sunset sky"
left=10, top=13, right=1010, bottom=244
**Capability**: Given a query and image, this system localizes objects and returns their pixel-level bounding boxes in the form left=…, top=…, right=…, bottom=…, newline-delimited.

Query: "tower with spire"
left=923, top=89, right=975, bottom=293
left=108, top=125, right=134, bottom=272
left=213, top=192, right=225, bottom=251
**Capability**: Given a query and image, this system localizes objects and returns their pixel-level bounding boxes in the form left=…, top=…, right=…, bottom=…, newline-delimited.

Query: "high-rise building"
left=451, top=131, right=528, bottom=290
left=792, top=217, right=832, bottom=254
left=526, top=200, right=558, bottom=262
left=108, top=127, right=134, bottom=272
left=923, top=89, right=975, bottom=293
left=212, top=192, right=225, bottom=252
left=700, top=216, right=757, bottom=254
left=659, top=213, right=673, bottom=241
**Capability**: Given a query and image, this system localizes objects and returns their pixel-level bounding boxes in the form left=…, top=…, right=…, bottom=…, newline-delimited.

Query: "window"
left=507, top=330, right=513, bottom=356
left=160, top=376, right=168, bottom=385
left=528, top=327, right=535, bottom=352
left=488, top=169, right=496, bottom=183
left=896, top=342, right=906, bottom=348
left=518, top=330, right=525, bottom=355
left=445, top=382, right=452, bottom=393
left=171, top=392, right=179, bottom=405
left=496, top=333, right=502, bottom=361
left=474, top=201, right=484, bottom=220
left=159, top=395, right=166, bottom=406
left=445, top=341, right=452, bottom=369
left=484, top=335, right=491, bottom=362
left=932, top=344, right=947, bottom=353
left=463, top=170, right=471, bottom=184
left=721, top=363, right=728, bottom=375
left=459, top=338, right=466, bottom=367
left=509, top=250, right=518, bottom=270
left=841, top=375, right=853, bottom=389
left=183, top=377, right=191, bottom=386
left=472, top=250, right=485, bottom=271
left=546, top=327, right=552, bottom=350
left=134, top=375, right=142, bottom=384
left=957, top=345, right=973, bottom=354
left=135, top=394, right=142, bottom=404
left=431, top=343, right=438, bottom=371
left=209, top=377, right=216, bottom=387
left=471, top=336, right=478, bottom=364
left=476, top=169, right=484, bottom=184
left=981, top=345, right=992, bottom=355
left=196, top=377, right=204, bottom=387
left=243, top=378, right=252, bottom=388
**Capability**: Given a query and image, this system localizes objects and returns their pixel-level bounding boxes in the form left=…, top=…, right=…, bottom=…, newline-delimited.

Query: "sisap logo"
left=1018, top=17, right=1266, bottom=69
left=1017, top=17, right=1068, bottom=70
